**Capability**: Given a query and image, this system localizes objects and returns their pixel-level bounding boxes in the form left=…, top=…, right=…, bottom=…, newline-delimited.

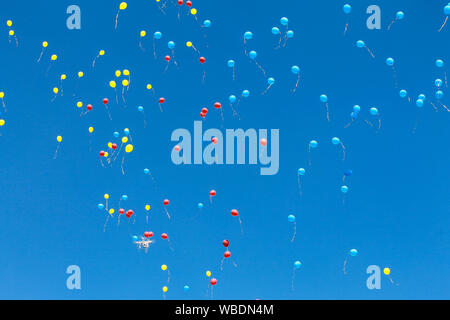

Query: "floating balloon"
left=288, top=214, right=296, bottom=242
left=291, top=66, right=300, bottom=92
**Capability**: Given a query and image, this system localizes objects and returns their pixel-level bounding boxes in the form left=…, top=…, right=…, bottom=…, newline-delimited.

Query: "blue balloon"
left=271, top=27, right=280, bottom=35
left=294, top=261, right=302, bottom=269
left=320, top=94, right=328, bottom=103
left=353, top=105, right=361, bottom=113
left=343, top=4, right=352, bottom=14
left=184, top=285, right=190, bottom=292
left=132, top=235, right=138, bottom=242
left=280, top=17, right=289, bottom=26
left=244, top=31, right=253, bottom=40
left=267, top=77, right=275, bottom=85
left=350, top=112, right=358, bottom=119
left=113, top=131, right=120, bottom=138
left=331, top=137, right=340, bottom=145
left=229, top=95, right=237, bottom=103
left=356, top=40, right=365, bottom=48
left=124, top=128, right=130, bottom=135
left=298, top=168, right=306, bottom=176
left=399, top=89, right=407, bottom=98
left=436, top=90, right=444, bottom=100
left=121, top=195, right=128, bottom=201
left=168, top=41, right=175, bottom=49
left=386, top=57, right=394, bottom=66
left=341, top=186, right=349, bottom=193
left=153, top=31, right=162, bottom=39
left=436, top=59, right=444, bottom=68
left=310, top=140, right=318, bottom=148
left=249, top=50, right=257, bottom=60
left=286, top=30, right=294, bottom=38
left=291, top=65, right=300, bottom=74
left=227, top=59, right=235, bottom=68
left=288, top=215, right=296, bottom=223
left=137, top=106, right=144, bottom=112
left=370, top=107, right=379, bottom=116
left=98, top=203, right=105, bottom=210
left=144, top=168, right=149, bottom=174
left=445, top=5, right=450, bottom=15
left=198, top=203, right=204, bottom=209
left=203, top=20, right=211, bottom=27
left=344, top=169, right=353, bottom=177
left=435, top=79, right=443, bottom=87
left=418, top=94, right=426, bottom=101
left=396, top=11, right=405, bottom=20
left=416, top=99, right=424, bottom=108
left=242, top=90, right=250, bottom=98
left=350, top=249, right=358, bottom=257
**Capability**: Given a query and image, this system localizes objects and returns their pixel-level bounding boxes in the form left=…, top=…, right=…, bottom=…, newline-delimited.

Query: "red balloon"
left=103, top=98, right=109, bottom=105
left=178, top=0, right=183, bottom=5
left=174, top=145, right=181, bottom=152
left=99, top=151, right=105, bottom=157
left=200, top=112, right=206, bottom=118
left=212, top=137, right=218, bottom=145
left=186, top=1, right=192, bottom=7
left=231, top=209, right=239, bottom=217
left=119, top=208, right=125, bottom=215
left=210, top=278, right=217, bottom=286
left=87, top=104, right=93, bottom=111
left=161, top=233, right=168, bottom=239
left=144, top=231, right=153, bottom=238
left=199, top=57, right=206, bottom=64
left=163, top=199, right=170, bottom=206
left=224, top=251, right=231, bottom=258
left=159, top=97, right=165, bottom=104
left=210, top=190, right=216, bottom=196
left=112, top=143, right=117, bottom=150
left=126, top=210, right=134, bottom=218
left=165, top=55, right=171, bottom=61
left=214, top=102, right=221, bottom=109
left=222, top=240, right=229, bottom=248
left=201, top=108, right=208, bottom=114
left=260, top=138, right=267, bottom=146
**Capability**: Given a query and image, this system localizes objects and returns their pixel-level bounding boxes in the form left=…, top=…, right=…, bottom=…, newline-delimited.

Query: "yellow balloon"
left=123, top=69, right=130, bottom=76
left=383, top=268, right=391, bottom=276
left=145, top=204, right=150, bottom=211
left=162, top=286, right=168, bottom=293
left=57, top=136, right=63, bottom=143
left=78, top=71, right=84, bottom=78
left=161, top=265, right=167, bottom=271
left=104, top=152, right=109, bottom=157
left=51, top=54, right=58, bottom=61
left=109, top=81, right=117, bottom=88
left=99, top=50, right=105, bottom=56
left=0, top=92, right=4, bottom=99
left=119, top=2, right=128, bottom=10
left=76, top=101, right=83, bottom=108
left=104, top=194, right=109, bottom=199
left=89, top=127, right=94, bottom=133
left=146, top=84, right=152, bottom=90
left=122, top=79, right=129, bottom=86
left=6, top=20, right=12, bottom=27
left=53, top=87, right=59, bottom=94
left=109, top=209, right=115, bottom=215
left=206, top=271, right=211, bottom=277
left=60, top=74, right=67, bottom=80
left=42, top=41, right=48, bottom=48
left=115, top=70, right=122, bottom=77
left=108, top=142, right=113, bottom=149
left=122, top=137, right=128, bottom=143
left=186, top=41, right=193, bottom=47
left=125, top=144, right=134, bottom=153
left=140, top=30, right=146, bottom=37
left=191, top=8, right=197, bottom=15
left=0, top=119, right=5, bottom=126
left=9, top=30, right=15, bottom=36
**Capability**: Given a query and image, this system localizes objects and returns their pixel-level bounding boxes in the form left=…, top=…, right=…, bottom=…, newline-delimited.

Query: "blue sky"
left=0, top=0, right=449, bottom=300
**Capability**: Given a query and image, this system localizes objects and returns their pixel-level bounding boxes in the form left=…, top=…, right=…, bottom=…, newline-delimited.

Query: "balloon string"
left=387, top=18, right=396, bottom=31
left=365, top=46, right=375, bottom=59
left=53, top=144, right=60, bottom=160
left=115, top=11, right=120, bottom=30
left=121, top=155, right=125, bottom=175
left=164, top=207, right=171, bottom=220
left=103, top=215, right=110, bottom=233
left=344, top=21, right=349, bottom=35
left=37, top=48, right=44, bottom=63
left=261, top=84, right=272, bottom=95
left=340, top=142, right=346, bottom=161
left=445, top=71, right=448, bottom=88
left=438, top=101, right=450, bottom=112
left=104, top=103, right=112, bottom=120
left=232, top=66, right=235, bottom=81
left=438, top=16, right=448, bottom=32
left=220, top=258, right=225, bottom=271
left=254, top=60, right=266, bottom=77
left=344, top=119, right=354, bottom=129
left=343, top=255, right=349, bottom=274
left=377, top=114, right=382, bottom=131
left=364, top=119, right=374, bottom=128
left=325, top=102, right=330, bottom=122
left=290, top=222, right=296, bottom=243
left=392, top=66, right=398, bottom=88
left=238, top=216, right=244, bottom=235
left=291, top=268, right=296, bottom=291
left=292, top=74, right=300, bottom=93
left=308, top=145, right=311, bottom=166
left=153, top=39, right=157, bottom=59
left=430, top=101, right=438, bottom=112
left=388, top=276, right=399, bottom=286
left=92, top=55, right=99, bottom=68
left=118, top=214, right=121, bottom=226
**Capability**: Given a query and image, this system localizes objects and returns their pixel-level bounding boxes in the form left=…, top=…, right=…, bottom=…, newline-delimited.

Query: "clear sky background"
left=0, top=0, right=449, bottom=300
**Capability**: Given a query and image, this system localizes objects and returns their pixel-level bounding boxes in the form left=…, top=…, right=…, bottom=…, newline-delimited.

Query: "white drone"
left=134, top=237, right=154, bottom=252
